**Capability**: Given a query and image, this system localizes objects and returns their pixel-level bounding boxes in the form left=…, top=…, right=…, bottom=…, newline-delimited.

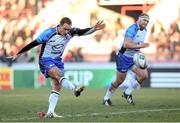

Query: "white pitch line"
left=1, top=108, right=180, bottom=121
left=1, top=117, right=38, bottom=121
left=65, top=108, right=180, bottom=117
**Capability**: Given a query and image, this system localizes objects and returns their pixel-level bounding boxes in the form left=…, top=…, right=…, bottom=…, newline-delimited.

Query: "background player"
left=103, top=13, right=150, bottom=106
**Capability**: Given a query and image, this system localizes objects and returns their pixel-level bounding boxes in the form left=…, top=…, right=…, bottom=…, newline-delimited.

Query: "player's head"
left=137, top=13, right=149, bottom=30
left=58, top=17, right=72, bottom=36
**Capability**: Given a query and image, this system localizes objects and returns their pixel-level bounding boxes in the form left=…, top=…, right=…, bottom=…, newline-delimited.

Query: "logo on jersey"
left=51, top=44, right=65, bottom=54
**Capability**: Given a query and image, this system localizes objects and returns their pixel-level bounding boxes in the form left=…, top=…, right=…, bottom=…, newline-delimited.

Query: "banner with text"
left=0, top=67, right=13, bottom=90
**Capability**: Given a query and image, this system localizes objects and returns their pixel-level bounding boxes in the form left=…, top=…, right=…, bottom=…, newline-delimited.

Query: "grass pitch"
left=0, top=88, right=180, bottom=122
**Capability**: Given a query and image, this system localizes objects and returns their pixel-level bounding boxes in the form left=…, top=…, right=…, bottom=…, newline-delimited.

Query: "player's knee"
left=139, top=73, right=148, bottom=82
left=48, top=68, right=63, bottom=80
left=118, top=75, right=126, bottom=83
left=113, top=76, right=125, bottom=87
left=51, top=79, right=61, bottom=91
left=144, top=73, right=148, bottom=80
left=54, top=84, right=60, bottom=91
left=112, top=82, right=119, bottom=88
left=52, top=78, right=60, bottom=85
left=53, top=74, right=61, bottom=81
left=51, top=71, right=63, bottom=81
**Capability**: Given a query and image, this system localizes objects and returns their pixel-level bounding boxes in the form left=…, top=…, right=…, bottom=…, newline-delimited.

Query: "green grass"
left=0, top=88, right=180, bottom=122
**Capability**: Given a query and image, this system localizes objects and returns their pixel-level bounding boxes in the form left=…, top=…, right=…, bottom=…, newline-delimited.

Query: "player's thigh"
left=39, top=57, right=64, bottom=80
left=48, top=66, right=63, bottom=80
left=51, top=78, right=61, bottom=91
left=115, top=71, right=127, bottom=85
left=132, top=67, right=148, bottom=79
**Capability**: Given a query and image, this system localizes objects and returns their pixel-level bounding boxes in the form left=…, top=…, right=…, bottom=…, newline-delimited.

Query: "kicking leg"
left=59, top=77, right=85, bottom=97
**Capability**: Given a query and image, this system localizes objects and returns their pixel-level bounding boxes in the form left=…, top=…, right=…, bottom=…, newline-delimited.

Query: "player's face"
left=139, top=19, right=149, bottom=30
left=58, top=23, right=71, bottom=36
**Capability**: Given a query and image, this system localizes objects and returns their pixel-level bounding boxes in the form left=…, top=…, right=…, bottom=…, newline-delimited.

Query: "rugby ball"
left=133, top=53, right=148, bottom=69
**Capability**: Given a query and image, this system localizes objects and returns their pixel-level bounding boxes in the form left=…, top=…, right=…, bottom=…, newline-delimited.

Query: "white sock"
left=119, top=82, right=128, bottom=89
left=125, top=80, right=141, bottom=95
left=123, top=70, right=138, bottom=95
left=133, top=80, right=141, bottom=89
left=104, top=84, right=116, bottom=100
left=47, top=90, right=59, bottom=114
left=60, top=77, right=76, bottom=91
left=125, top=87, right=134, bottom=95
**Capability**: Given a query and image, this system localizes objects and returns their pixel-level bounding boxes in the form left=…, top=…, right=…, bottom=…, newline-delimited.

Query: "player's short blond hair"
left=60, top=17, right=72, bottom=25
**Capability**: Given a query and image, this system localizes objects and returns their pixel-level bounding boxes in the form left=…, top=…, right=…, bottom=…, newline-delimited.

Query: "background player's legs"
left=120, top=67, right=148, bottom=105
left=121, top=70, right=140, bottom=95
left=103, top=72, right=126, bottom=105
left=120, top=70, right=140, bottom=104
left=132, top=66, right=148, bottom=84
left=119, top=70, right=134, bottom=89
left=103, top=52, right=135, bottom=106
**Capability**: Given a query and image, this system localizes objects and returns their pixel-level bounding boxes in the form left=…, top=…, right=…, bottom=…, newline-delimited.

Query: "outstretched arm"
left=7, top=40, right=39, bottom=60
left=93, top=20, right=105, bottom=31
left=70, top=20, right=105, bottom=36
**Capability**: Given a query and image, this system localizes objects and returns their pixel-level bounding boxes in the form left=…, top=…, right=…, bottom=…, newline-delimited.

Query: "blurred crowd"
left=0, top=0, right=179, bottom=66
left=0, top=0, right=53, bottom=65
left=148, top=19, right=180, bottom=62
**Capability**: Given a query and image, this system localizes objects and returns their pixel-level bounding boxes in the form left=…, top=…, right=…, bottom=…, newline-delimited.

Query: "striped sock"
left=104, top=83, right=117, bottom=100
left=59, top=77, right=76, bottom=91
left=47, top=90, right=60, bottom=114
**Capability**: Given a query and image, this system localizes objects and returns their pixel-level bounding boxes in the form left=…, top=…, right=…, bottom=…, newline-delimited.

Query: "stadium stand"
left=0, top=0, right=179, bottom=65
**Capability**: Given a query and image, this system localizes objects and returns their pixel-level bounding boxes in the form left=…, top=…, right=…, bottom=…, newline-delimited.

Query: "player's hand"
left=94, top=21, right=105, bottom=30
left=140, top=43, right=149, bottom=48
left=6, top=55, right=17, bottom=61
left=6, top=54, right=21, bottom=61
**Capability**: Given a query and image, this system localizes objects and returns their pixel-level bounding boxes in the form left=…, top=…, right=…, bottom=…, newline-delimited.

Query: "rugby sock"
left=119, top=82, right=128, bottom=89
left=47, top=90, right=59, bottom=114
left=133, top=80, right=141, bottom=89
left=60, top=77, right=76, bottom=91
left=125, top=87, right=134, bottom=95
left=104, top=83, right=117, bottom=100
left=125, top=80, right=140, bottom=95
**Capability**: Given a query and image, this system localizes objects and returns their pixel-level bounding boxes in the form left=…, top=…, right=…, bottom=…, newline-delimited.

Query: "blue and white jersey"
left=36, top=26, right=95, bottom=59
left=123, top=23, right=147, bottom=57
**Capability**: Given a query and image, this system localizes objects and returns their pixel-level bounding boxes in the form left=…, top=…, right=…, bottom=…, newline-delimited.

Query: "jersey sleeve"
left=69, top=27, right=96, bottom=36
left=17, top=40, right=39, bottom=55
left=125, top=24, right=138, bottom=40
left=36, top=27, right=56, bottom=43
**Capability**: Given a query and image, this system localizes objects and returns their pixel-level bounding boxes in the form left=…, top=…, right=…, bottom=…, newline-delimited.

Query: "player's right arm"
left=9, top=27, right=55, bottom=60
left=124, top=24, right=149, bottom=49
left=7, top=40, right=40, bottom=60
left=16, top=40, right=39, bottom=58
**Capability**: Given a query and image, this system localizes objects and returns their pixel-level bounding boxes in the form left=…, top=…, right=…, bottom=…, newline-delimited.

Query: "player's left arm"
left=124, top=25, right=149, bottom=49
left=70, top=21, right=105, bottom=36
